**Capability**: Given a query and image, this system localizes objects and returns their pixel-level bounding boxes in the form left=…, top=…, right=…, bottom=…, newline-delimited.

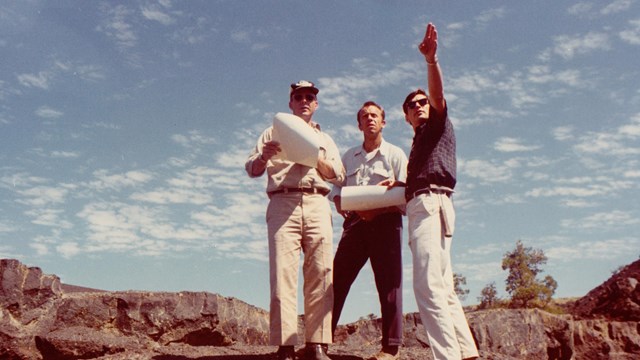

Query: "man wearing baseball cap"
left=246, top=80, right=345, bottom=360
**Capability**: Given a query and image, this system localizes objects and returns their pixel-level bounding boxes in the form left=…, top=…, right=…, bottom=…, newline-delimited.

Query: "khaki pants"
left=267, top=193, right=333, bottom=345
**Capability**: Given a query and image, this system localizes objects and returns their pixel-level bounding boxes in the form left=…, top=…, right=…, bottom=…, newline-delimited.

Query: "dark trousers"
left=331, top=211, right=403, bottom=347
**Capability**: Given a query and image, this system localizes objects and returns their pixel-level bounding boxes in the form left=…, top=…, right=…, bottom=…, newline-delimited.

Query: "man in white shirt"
left=329, top=101, right=407, bottom=360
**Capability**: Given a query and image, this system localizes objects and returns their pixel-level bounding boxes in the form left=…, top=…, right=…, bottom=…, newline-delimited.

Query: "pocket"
left=346, top=168, right=360, bottom=184
left=421, top=193, right=439, bottom=216
left=371, top=166, right=391, bottom=178
left=409, top=192, right=439, bottom=217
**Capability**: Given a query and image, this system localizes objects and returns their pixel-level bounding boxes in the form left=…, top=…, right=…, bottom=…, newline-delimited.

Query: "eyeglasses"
left=292, top=93, right=317, bottom=102
left=407, top=98, right=429, bottom=109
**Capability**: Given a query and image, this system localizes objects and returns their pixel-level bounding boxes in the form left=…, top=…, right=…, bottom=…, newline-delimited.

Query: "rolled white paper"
left=272, top=112, right=321, bottom=168
left=340, top=185, right=406, bottom=211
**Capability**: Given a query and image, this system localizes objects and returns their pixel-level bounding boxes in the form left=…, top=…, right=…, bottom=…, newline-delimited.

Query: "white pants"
left=407, top=192, right=478, bottom=360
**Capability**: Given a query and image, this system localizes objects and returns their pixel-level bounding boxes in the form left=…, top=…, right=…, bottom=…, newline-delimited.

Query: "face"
left=358, top=105, right=385, bottom=137
left=289, top=89, right=318, bottom=119
left=405, top=94, right=430, bottom=128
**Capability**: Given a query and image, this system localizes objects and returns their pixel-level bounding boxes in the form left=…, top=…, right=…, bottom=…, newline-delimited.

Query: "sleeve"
left=328, top=151, right=348, bottom=202
left=320, top=133, right=346, bottom=185
left=391, top=145, right=409, bottom=215
left=394, top=146, right=408, bottom=183
left=244, top=127, right=271, bottom=178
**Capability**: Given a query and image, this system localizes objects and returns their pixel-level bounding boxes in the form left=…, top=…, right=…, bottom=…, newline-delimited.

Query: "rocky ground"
left=2, top=258, right=640, bottom=360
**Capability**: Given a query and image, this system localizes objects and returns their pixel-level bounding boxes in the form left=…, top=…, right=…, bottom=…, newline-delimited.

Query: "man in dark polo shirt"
left=402, top=23, right=479, bottom=360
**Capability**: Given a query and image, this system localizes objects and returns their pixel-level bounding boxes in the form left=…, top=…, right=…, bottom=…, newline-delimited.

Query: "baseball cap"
left=290, top=80, right=319, bottom=95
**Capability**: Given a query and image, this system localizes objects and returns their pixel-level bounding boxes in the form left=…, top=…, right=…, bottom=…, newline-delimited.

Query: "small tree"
left=478, top=282, right=500, bottom=309
left=501, top=240, right=557, bottom=308
left=453, top=273, right=470, bottom=301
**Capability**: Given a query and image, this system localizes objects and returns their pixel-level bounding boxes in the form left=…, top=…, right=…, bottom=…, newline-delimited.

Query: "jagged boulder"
left=0, top=259, right=63, bottom=316
left=572, top=259, right=640, bottom=321
left=0, top=259, right=269, bottom=360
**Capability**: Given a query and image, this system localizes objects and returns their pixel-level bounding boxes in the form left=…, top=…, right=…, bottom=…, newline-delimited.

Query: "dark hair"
left=402, top=89, right=429, bottom=114
left=357, top=101, right=385, bottom=124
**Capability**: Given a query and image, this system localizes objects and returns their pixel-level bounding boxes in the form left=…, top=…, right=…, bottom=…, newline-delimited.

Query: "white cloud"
left=83, top=121, right=121, bottom=130
left=574, top=129, right=640, bottom=156
left=87, top=169, right=154, bottom=191
left=30, top=242, right=49, bottom=256
left=217, top=148, right=252, bottom=170
left=448, top=72, right=494, bottom=93
left=0, top=221, right=16, bottom=233
left=552, top=126, right=575, bottom=141
left=553, top=32, right=610, bottom=59
left=624, top=169, right=640, bottom=178
left=17, top=72, right=52, bottom=89
left=130, top=187, right=213, bottom=205
left=25, top=208, right=73, bottom=229
left=0, top=172, right=48, bottom=189
left=454, top=107, right=514, bottom=127
left=619, top=19, right=640, bottom=45
left=97, top=4, right=137, bottom=48
left=77, top=202, right=165, bottom=254
left=494, top=137, right=541, bottom=152
left=618, top=113, right=640, bottom=137
left=171, top=130, right=217, bottom=148
left=547, top=238, right=640, bottom=261
left=526, top=185, right=602, bottom=198
left=54, top=61, right=106, bottom=82
left=57, top=242, right=81, bottom=258
left=454, top=261, right=504, bottom=283
left=600, top=0, right=635, bottom=15
left=251, top=43, right=270, bottom=52
left=231, top=30, right=250, bottom=43
left=527, top=65, right=583, bottom=87
left=141, top=5, right=175, bottom=25
left=448, top=64, right=579, bottom=112
left=459, top=158, right=514, bottom=183
left=318, top=60, right=417, bottom=116
left=567, top=2, right=595, bottom=16
left=561, top=210, right=640, bottom=229
left=36, top=106, right=64, bottom=119
left=475, top=7, right=506, bottom=26
left=50, top=151, right=80, bottom=159
left=16, top=186, right=69, bottom=206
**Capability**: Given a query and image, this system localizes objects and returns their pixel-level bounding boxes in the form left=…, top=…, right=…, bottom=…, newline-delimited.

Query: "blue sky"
left=1, top=1, right=639, bottom=324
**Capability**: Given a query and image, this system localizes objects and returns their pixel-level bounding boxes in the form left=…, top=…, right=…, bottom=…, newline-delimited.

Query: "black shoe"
left=277, top=345, right=296, bottom=360
left=305, top=343, right=331, bottom=360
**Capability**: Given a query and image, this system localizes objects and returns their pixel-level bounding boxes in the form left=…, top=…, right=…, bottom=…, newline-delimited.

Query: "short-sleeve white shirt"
left=330, top=139, right=408, bottom=211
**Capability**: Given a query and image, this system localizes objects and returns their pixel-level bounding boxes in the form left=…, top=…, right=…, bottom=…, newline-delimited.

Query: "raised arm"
left=419, top=23, right=445, bottom=113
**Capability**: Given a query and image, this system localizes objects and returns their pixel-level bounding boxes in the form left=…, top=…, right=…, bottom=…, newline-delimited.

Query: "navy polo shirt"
left=405, top=105, right=456, bottom=198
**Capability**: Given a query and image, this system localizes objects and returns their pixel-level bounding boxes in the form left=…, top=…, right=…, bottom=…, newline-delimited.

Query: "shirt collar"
left=309, top=120, right=321, bottom=131
left=354, top=138, right=387, bottom=157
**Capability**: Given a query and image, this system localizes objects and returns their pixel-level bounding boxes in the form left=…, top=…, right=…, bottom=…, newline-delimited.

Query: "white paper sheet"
left=340, top=186, right=406, bottom=211
left=272, top=112, right=320, bottom=168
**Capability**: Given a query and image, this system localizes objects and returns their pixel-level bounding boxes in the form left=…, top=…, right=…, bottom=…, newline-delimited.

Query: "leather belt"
left=268, top=187, right=329, bottom=196
left=406, top=187, right=452, bottom=201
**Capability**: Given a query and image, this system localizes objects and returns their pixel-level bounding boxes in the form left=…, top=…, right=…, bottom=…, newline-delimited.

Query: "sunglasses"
left=407, top=98, right=429, bottom=109
left=292, top=93, right=317, bottom=102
